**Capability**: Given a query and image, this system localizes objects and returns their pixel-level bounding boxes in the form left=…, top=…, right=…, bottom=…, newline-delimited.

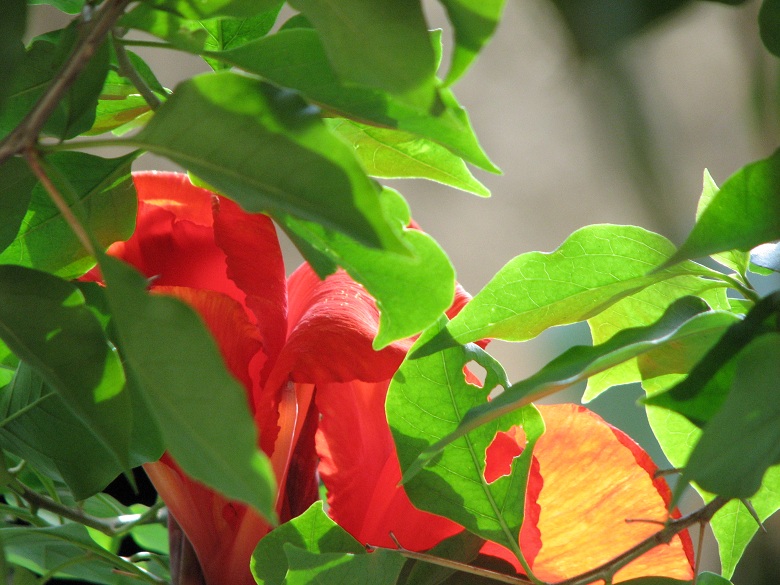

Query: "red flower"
left=105, top=172, right=693, bottom=585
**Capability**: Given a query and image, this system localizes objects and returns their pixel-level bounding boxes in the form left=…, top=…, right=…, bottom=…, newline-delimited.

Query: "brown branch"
left=550, top=497, right=728, bottom=585
left=0, top=0, right=132, bottom=166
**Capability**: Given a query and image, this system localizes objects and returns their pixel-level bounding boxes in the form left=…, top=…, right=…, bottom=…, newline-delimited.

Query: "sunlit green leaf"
left=288, top=0, right=437, bottom=108
left=100, top=255, right=276, bottom=523
left=751, top=242, right=780, bottom=273
left=200, top=6, right=284, bottom=69
left=0, top=151, right=138, bottom=279
left=275, top=187, right=455, bottom=349
left=132, top=71, right=405, bottom=253
left=140, top=0, right=281, bottom=18
left=584, top=277, right=729, bottom=400
left=664, top=150, right=780, bottom=267
left=388, top=321, right=544, bottom=556
left=438, top=0, right=506, bottom=85
left=681, top=333, right=780, bottom=499
left=421, top=225, right=723, bottom=353
left=0, top=158, right=35, bottom=255
left=128, top=505, right=168, bottom=555
left=327, top=118, right=489, bottom=196
left=0, top=266, right=131, bottom=473
left=251, top=501, right=364, bottom=585
left=283, top=545, right=406, bottom=585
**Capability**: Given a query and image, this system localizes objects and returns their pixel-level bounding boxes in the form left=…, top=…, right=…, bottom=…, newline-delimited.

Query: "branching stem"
left=111, top=31, right=163, bottom=110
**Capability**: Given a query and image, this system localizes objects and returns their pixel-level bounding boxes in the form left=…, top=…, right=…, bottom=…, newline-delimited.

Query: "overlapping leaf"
left=418, top=225, right=724, bottom=353
left=0, top=158, right=35, bottom=255
left=100, top=255, right=276, bottom=523
left=0, top=152, right=138, bottom=279
left=129, top=72, right=404, bottom=253
left=388, top=322, right=544, bottom=558
left=274, top=188, right=455, bottom=349
left=140, top=0, right=281, bottom=18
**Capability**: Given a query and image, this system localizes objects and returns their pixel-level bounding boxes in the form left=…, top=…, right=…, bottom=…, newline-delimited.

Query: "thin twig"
left=23, top=148, right=96, bottom=257
left=111, top=31, right=162, bottom=110
left=0, top=0, right=132, bottom=166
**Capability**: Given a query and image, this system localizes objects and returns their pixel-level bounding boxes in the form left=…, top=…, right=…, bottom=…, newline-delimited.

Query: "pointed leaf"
left=132, top=71, right=404, bottom=253
left=682, top=333, right=780, bottom=499
left=251, top=501, right=364, bottom=585
left=100, top=255, right=276, bottom=523
left=283, top=545, right=406, bottom=585
left=287, top=0, right=438, bottom=108
left=438, top=0, right=506, bottom=85
left=0, top=152, right=138, bottom=279
left=327, top=118, right=489, bottom=196
left=200, top=7, right=283, bottom=70
left=664, top=150, right=780, bottom=267
left=0, top=265, right=131, bottom=472
left=422, top=225, right=722, bottom=352
left=275, top=187, right=455, bottom=348
left=387, top=321, right=544, bottom=556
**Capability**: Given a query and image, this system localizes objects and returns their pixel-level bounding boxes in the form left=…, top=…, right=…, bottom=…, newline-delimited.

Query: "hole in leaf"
left=484, top=426, right=527, bottom=484
left=463, top=360, right=486, bottom=388
left=487, top=385, right=503, bottom=401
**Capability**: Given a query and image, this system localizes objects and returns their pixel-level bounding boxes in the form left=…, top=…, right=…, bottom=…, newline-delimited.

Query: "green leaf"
left=287, top=0, right=437, bottom=108
left=399, top=531, right=484, bottom=585
left=128, top=505, right=169, bottom=555
left=0, top=158, right=35, bottom=255
left=438, top=0, right=506, bottom=85
left=210, top=28, right=499, bottom=173
left=696, top=169, right=749, bottom=276
left=751, top=242, right=780, bottom=273
left=283, top=545, right=406, bottom=585
left=443, top=299, right=736, bottom=443
left=0, top=151, right=138, bottom=279
left=132, top=71, right=404, bottom=253
left=681, top=333, right=780, bottom=499
left=140, top=0, right=281, bottom=18
left=0, top=524, right=145, bottom=584
left=27, top=0, right=85, bottom=13
left=0, top=265, right=131, bottom=472
left=645, top=292, right=780, bottom=426
left=0, top=0, right=25, bottom=110
left=387, top=321, right=544, bottom=558
left=251, top=501, right=364, bottom=585
left=200, top=7, right=284, bottom=70
left=421, top=225, right=722, bottom=352
left=0, top=365, right=123, bottom=499
left=0, top=25, right=109, bottom=140
left=664, top=150, right=780, bottom=268
left=696, top=573, right=733, bottom=585
left=326, top=118, right=489, bottom=196
left=584, top=276, right=729, bottom=400
left=275, top=187, right=455, bottom=348
left=646, top=384, right=780, bottom=579
left=100, top=255, right=277, bottom=523
left=760, top=0, right=780, bottom=57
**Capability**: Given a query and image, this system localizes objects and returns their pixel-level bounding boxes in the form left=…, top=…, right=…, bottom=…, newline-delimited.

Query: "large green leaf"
left=288, top=0, right=437, bottom=108
left=681, top=333, right=780, bottom=499
left=0, top=158, right=35, bottom=255
left=0, top=0, right=25, bottom=110
left=283, top=545, right=406, bottom=585
left=0, top=265, right=131, bottom=472
left=100, top=255, right=276, bottom=523
left=646, top=384, right=780, bottom=579
left=584, top=275, right=729, bottom=400
left=664, top=150, right=780, bottom=267
left=387, top=321, right=544, bottom=559
left=140, top=0, right=281, bottom=18
left=131, top=71, right=404, bottom=253
left=438, top=0, right=506, bottom=85
left=251, top=501, right=364, bottom=585
left=209, top=28, right=498, bottom=173
left=760, top=0, right=780, bottom=57
left=0, top=151, right=138, bottom=279
left=420, top=225, right=722, bottom=352
left=326, top=118, right=489, bottom=196
left=275, top=187, right=455, bottom=349
left=0, top=524, right=144, bottom=584
left=0, top=25, right=109, bottom=140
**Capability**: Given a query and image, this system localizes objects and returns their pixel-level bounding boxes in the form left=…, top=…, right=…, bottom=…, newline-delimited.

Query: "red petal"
left=316, top=379, right=461, bottom=550
left=526, top=404, right=694, bottom=583
left=133, top=172, right=215, bottom=225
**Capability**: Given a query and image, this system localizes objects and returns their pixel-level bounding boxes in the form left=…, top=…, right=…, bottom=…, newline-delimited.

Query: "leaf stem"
left=111, top=31, right=163, bottom=111
left=0, top=0, right=132, bottom=166
left=23, top=148, right=96, bottom=258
